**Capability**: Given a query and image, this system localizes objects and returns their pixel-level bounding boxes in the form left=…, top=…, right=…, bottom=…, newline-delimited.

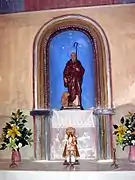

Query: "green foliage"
left=0, top=109, right=33, bottom=150
left=113, top=112, right=135, bottom=150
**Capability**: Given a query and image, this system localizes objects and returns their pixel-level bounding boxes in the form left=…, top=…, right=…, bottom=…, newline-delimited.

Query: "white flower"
left=18, top=143, right=22, bottom=148
left=131, top=140, right=135, bottom=145
left=127, top=130, right=131, bottom=133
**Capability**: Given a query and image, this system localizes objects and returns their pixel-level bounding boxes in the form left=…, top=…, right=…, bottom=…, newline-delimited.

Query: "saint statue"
left=62, top=52, right=85, bottom=109
left=62, top=127, right=80, bottom=165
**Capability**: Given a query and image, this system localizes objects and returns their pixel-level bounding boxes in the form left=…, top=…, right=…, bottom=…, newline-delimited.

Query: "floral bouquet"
left=113, top=112, right=135, bottom=150
left=0, top=109, right=33, bottom=151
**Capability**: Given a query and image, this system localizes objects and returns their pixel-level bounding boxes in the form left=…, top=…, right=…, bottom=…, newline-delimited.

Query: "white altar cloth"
left=51, top=110, right=96, bottom=128
left=50, top=110, right=97, bottom=160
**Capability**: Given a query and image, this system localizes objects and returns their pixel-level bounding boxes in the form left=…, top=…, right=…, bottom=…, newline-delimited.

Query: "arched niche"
left=33, top=15, right=113, bottom=160
left=33, top=14, right=112, bottom=110
left=49, top=30, right=95, bottom=109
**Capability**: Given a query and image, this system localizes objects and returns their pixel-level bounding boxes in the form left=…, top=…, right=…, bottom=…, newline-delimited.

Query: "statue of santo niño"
left=62, top=127, right=80, bottom=165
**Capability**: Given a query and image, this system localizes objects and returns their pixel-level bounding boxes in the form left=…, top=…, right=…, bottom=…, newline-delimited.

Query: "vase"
left=128, top=146, right=135, bottom=162
left=10, top=149, right=21, bottom=167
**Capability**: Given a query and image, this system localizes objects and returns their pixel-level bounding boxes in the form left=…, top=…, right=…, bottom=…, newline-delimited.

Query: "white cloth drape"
left=51, top=110, right=96, bottom=128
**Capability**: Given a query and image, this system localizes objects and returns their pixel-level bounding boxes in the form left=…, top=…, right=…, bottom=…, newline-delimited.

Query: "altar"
left=30, top=108, right=114, bottom=161
left=50, top=110, right=97, bottom=160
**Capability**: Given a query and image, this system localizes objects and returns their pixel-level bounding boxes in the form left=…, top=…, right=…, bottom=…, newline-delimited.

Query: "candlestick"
left=111, top=148, right=119, bottom=169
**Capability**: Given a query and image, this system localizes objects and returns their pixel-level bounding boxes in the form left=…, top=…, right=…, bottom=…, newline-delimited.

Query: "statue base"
left=60, top=106, right=83, bottom=110
left=63, top=160, right=80, bottom=166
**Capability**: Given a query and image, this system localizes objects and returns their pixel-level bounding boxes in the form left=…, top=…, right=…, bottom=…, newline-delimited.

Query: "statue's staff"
left=73, top=42, right=79, bottom=59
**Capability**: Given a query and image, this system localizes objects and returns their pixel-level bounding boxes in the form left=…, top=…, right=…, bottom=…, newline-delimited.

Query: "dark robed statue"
left=61, top=52, right=85, bottom=109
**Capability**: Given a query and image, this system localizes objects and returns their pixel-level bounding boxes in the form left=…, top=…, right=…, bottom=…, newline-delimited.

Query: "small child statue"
left=62, top=127, right=80, bottom=166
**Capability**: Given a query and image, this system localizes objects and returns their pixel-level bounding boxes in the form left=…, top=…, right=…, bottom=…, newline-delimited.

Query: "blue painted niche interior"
left=49, top=30, right=95, bottom=109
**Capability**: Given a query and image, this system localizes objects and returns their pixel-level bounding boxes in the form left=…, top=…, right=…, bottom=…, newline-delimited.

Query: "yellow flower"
left=116, top=125, right=126, bottom=137
left=7, top=125, right=21, bottom=138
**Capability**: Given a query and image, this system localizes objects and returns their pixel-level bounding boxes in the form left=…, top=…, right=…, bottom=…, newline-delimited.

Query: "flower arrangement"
left=113, top=112, right=135, bottom=150
left=0, top=109, right=33, bottom=151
